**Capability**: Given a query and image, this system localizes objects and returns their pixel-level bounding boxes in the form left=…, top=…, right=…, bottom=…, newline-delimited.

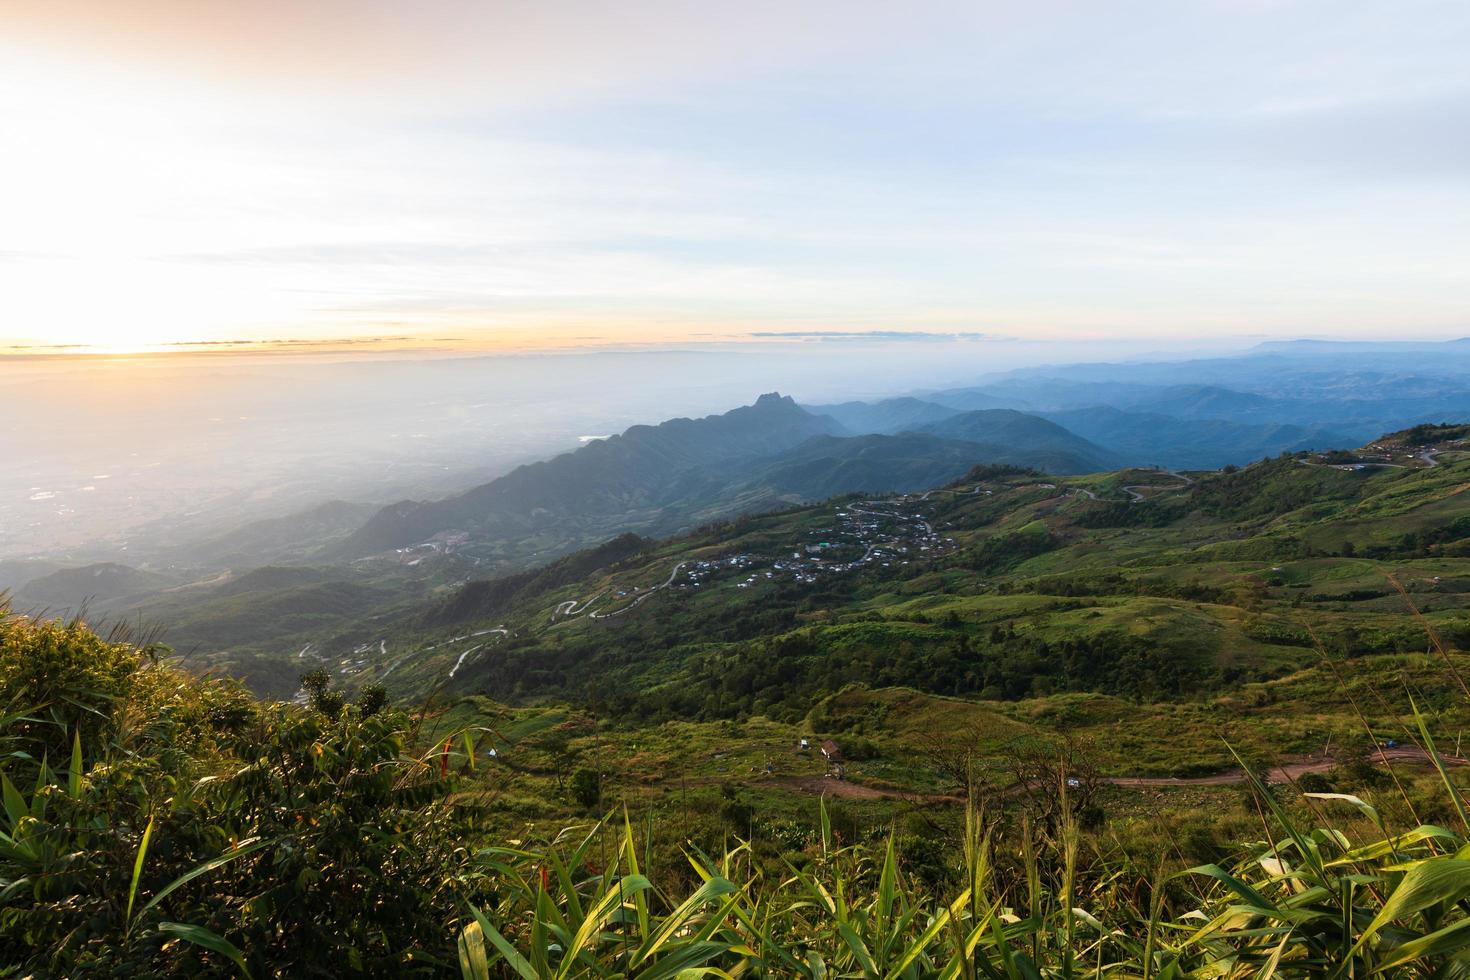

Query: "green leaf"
left=1372, top=913, right=1470, bottom=971
left=884, top=887, right=970, bottom=979
left=1348, top=857, right=1470, bottom=963
left=158, top=921, right=252, bottom=978
left=458, top=919, right=490, bottom=980
left=127, top=814, right=156, bottom=927
left=467, top=905, right=539, bottom=980
left=631, top=875, right=739, bottom=967
left=878, top=833, right=898, bottom=928
left=624, top=807, right=651, bottom=943
left=1180, top=862, right=1277, bottom=913
left=633, top=942, right=739, bottom=979
left=559, top=873, right=653, bottom=978
left=141, top=837, right=268, bottom=918
left=68, top=728, right=83, bottom=799
left=1414, top=700, right=1470, bottom=833
left=0, top=772, right=26, bottom=828
left=838, top=921, right=879, bottom=978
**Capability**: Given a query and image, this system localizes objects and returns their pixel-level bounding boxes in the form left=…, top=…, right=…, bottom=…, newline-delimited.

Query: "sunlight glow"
left=4, top=3, right=1470, bottom=353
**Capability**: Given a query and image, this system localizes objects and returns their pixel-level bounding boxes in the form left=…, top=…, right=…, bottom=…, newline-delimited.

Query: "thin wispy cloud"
left=749, top=331, right=994, bottom=343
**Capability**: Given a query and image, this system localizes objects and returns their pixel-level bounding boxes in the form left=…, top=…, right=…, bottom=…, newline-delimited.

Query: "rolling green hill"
left=314, top=425, right=1470, bottom=723
left=8, top=423, right=1470, bottom=976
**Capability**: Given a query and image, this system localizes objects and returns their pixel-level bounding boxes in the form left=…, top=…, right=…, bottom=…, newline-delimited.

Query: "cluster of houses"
left=681, top=553, right=757, bottom=589
left=672, top=499, right=957, bottom=595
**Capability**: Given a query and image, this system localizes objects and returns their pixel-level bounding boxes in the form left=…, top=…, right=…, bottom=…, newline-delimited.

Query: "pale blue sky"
left=2, top=0, right=1468, bottom=351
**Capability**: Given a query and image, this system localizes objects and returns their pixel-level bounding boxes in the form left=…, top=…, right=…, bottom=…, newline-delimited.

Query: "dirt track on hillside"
left=765, top=747, right=1467, bottom=802
left=1110, top=746, right=1465, bottom=788
left=765, top=775, right=964, bottom=802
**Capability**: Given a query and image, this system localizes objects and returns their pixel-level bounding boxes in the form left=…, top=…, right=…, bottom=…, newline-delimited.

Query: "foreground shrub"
left=0, top=612, right=486, bottom=976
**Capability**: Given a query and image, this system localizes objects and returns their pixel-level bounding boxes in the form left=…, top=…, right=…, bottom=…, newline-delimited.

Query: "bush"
left=570, top=767, right=601, bottom=809
left=0, top=613, right=488, bottom=976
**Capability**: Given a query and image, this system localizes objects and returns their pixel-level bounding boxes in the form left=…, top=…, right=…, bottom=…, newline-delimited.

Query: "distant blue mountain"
left=803, top=397, right=961, bottom=434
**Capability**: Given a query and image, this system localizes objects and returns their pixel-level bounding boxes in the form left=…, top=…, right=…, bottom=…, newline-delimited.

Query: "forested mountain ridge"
left=1036, top=406, right=1350, bottom=470
left=330, top=394, right=1111, bottom=565
left=333, top=393, right=846, bottom=557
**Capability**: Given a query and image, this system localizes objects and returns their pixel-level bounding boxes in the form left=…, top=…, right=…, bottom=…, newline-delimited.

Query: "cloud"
left=748, top=331, right=994, bottom=343
left=6, top=1, right=1470, bottom=349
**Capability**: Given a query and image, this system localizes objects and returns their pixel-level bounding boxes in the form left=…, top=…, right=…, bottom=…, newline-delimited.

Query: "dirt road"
left=766, top=747, right=1466, bottom=802
left=1109, top=746, right=1465, bottom=788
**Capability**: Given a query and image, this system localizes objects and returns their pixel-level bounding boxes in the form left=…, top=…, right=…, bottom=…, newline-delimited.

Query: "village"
left=672, top=496, right=957, bottom=595
left=543, top=492, right=963, bottom=623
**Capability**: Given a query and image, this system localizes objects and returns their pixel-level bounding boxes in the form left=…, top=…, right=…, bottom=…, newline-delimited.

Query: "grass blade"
left=126, top=814, right=156, bottom=927
left=158, top=921, right=252, bottom=978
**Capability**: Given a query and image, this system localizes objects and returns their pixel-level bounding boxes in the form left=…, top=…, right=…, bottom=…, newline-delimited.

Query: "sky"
left=3, top=0, right=1469, bottom=354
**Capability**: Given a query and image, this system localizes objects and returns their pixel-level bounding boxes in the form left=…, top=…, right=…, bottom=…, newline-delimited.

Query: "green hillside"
left=10, top=540, right=1470, bottom=975
left=5, top=423, right=1470, bottom=975
left=346, top=427, right=1468, bottom=723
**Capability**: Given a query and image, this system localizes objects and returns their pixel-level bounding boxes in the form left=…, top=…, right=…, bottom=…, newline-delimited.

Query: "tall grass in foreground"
left=453, top=600, right=1470, bottom=977
left=456, top=775, right=1470, bottom=977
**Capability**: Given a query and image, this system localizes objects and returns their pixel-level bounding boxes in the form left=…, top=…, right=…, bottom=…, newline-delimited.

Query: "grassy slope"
left=280, top=430, right=1465, bottom=855
left=361, top=436, right=1466, bottom=722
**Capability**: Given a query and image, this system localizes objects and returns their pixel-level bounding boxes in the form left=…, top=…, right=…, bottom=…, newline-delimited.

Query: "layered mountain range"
left=9, top=342, right=1470, bottom=697
left=329, top=393, right=1111, bottom=563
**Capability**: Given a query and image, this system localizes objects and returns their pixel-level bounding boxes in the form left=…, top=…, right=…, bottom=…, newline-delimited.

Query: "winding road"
left=553, top=592, right=604, bottom=619
left=1122, top=470, right=1193, bottom=503
left=916, top=484, right=993, bottom=501
left=588, top=561, right=688, bottom=619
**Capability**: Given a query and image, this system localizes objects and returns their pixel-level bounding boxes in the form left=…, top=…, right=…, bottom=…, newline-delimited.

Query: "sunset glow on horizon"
left=4, top=1, right=1470, bottom=353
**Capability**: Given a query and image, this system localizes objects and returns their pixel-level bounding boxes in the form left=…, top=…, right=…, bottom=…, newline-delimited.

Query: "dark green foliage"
left=1295, top=771, right=1332, bottom=794
left=357, top=682, right=389, bottom=716
left=1189, top=456, right=1368, bottom=520
left=959, top=522, right=1057, bottom=574
left=0, top=613, right=487, bottom=977
left=1072, top=498, right=1186, bottom=528
left=954, top=463, right=1042, bottom=483
left=569, top=767, right=601, bottom=809
left=1399, top=422, right=1470, bottom=446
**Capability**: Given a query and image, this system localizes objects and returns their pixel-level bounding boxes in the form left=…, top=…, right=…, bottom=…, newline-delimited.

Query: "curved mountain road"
left=588, top=562, right=688, bottom=619
left=916, top=484, right=993, bottom=501
left=1122, top=470, right=1193, bottom=503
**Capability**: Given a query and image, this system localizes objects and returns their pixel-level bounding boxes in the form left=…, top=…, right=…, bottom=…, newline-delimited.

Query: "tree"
left=356, top=682, right=389, bottom=716
left=299, top=667, right=344, bottom=717
left=1007, top=736, right=1105, bottom=836
left=570, top=767, right=601, bottom=809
